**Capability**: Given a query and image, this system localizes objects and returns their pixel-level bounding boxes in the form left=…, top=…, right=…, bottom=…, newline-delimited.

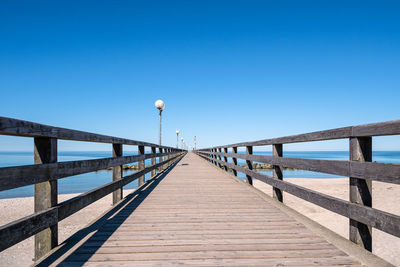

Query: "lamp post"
left=154, top=100, right=165, bottom=145
left=176, top=130, right=180, bottom=148
left=181, top=137, right=184, bottom=150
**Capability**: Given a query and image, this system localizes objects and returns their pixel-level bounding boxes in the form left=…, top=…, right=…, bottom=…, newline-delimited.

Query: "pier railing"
left=195, top=120, right=400, bottom=252
left=0, top=116, right=185, bottom=260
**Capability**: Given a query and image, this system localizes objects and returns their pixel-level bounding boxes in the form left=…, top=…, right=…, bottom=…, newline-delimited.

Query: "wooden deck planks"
left=58, top=153, right=362, bottom=266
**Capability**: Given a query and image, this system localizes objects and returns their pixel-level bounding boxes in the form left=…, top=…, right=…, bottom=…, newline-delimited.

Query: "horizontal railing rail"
left=195, top=119, right=400, bottom=253
left=0, top=151, right=176, bottom=191
left=199, top=151, right=400, bottom=184
left=0, top=116, right=186, bottom=260
left=201, top=119, right=400, bottom=149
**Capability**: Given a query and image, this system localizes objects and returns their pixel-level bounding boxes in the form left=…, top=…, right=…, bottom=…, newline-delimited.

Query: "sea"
left=0, top=151, right=399, bottom=199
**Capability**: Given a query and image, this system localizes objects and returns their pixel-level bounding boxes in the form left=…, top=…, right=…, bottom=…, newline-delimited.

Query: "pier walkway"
left=46, top=153, right=362, bottom=266
left=1, top=117, right=399, bottom=266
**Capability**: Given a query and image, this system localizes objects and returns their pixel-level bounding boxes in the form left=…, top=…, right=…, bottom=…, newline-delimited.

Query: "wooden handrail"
left=199, top=119, right=400, bottom=149
left=0, top=116, right=186, bottom=260
left=197, top=151, right=400, bottom=184
left=0, top=116, right=173, bottom=149
left=194, top=119, right=400, bottom=253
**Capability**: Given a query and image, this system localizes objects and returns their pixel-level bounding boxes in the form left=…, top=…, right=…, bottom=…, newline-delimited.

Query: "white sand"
left=0, top=189, right=136, bottom=267
left=1, top=179, right=399, bottom=266
left=253, top=178, right=400, bottom=266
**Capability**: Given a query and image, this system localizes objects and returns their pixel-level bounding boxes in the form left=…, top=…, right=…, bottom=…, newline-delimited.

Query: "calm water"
left=0, top=151, right=154, bottom=199
left=0, top=151, right=399, bottom=199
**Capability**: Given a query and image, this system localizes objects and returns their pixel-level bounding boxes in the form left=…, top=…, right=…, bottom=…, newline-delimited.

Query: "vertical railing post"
left=217, top=148, right=222, bottom=168
left=158, top=147, right=163, bottom=171
left=34, top=137, right=58, bottom=261
left=167, top=148, right=170, bottom=167
left=232, top=147, right=238, bottom=176
left=211, top=149, right=215, bottom=164
left=112, top=143, right=123, bottom=204
left=349, top=137, right=372, bottom=251
left=272, top=144, right=283, bottom=202
left=151, top=146, right=156, bottom=176
left=223, top=147, right=228, bottom=172
left=245, top=146, right=253, bottom=185
left=138, top=145, right=145, bottom=186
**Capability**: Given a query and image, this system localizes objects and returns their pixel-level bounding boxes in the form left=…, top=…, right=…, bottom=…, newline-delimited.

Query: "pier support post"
left=272, top=144, right=283, bottom=202
left=246, top=146, right=253, bottom=185
left=151, top=146, right=156, bottom=177
left=223, top=147, right=228, bottom=172
left=158, top=147, right=163, bottom=171
left=167, top=148, right=170, bottom=167
left=232, top=147, right=238, bottom=176
left=112, top=143, right=123, bottom=204
left=217, top=148, right=223, bottom=168
left=34, top=137, right=58, bottom=261
left=212, top=149, right=217, bottom=166
left=349, top=137, right=372, bottom=251
left=138, top=145, right=145, bottom=186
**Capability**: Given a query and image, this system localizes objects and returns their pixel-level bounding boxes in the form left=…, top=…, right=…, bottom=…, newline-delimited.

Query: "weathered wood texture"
left=34, top=137, right=58, bottom=260
left=232, top=147, right=238, bottom=176
left=196, top=154, right=400, bottom=239
left=112, top=144, right=123, bottom=204
left=245, top=146, right=253, bottom=185
left=272, top=144, right=283, bottom=202
left=0, top=151, right=177, bottom=191
left=199, top=119, right=400, bottom=149
left=198, top=151, right=400, bottom=184
left=349, top=137, right=372, bottom=251
left=138, top=145, right=145, bottom=186
left=52, top=153, right=362, bottom=266
left=0, top=153, right=184, bottom=253
left=0, top=116, right=176, bottom=149
left=151, top=146, right=156, bottom=177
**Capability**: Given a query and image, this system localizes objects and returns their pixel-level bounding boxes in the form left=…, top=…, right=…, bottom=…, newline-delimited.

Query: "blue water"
left=0, top=151, right=155, bottom=199
left=224, top=151, right=400, bottom=181
left=0, top=151, right=399, bottom=198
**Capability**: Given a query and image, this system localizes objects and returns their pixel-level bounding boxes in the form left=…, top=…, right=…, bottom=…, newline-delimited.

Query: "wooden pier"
left=0, top=117, right=399, bottom=266
left=41, top=153, right=368, bottom=266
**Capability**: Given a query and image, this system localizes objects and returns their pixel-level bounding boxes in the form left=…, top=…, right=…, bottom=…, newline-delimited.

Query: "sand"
left=0, top=189, right=136, bottom=267
left=253, top=178, right=400, bottom=266
left=0, top=179, right=399, bottom=266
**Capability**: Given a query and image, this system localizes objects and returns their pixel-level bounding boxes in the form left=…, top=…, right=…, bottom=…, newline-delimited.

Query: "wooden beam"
left=158, top=147, right=163, bottom=172
left=198, top=151, right=400, bottom=185
left=0, top=116, right=176, bottom=149
left=0, top=151, right=177, bottom=192
left=217, top=148, right=223, bottom=168
left=232, top=147, right=238, bottom=177
left=151, top=146, right=156, bottom=177
left=246, top=146, right=253, bottom=185
left=34, top=137, right=58, bottom=261
left=138, top=145, right=145, bottom=186
left=200, top=119, right=400, bottom=149
left=349, top=137, right=372, bottom=251
left=112, top=144, right=123, bottom=204
left=273, top=144, right=283, bottom=202
left=223, top=147, right=228, bottom=172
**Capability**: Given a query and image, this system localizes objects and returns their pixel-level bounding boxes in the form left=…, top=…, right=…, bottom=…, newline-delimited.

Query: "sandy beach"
left=0, top=189, right=136, bottom=267
left=253, top=178, right=400, bottom=266
left=1, top=179, right=399, bottom=266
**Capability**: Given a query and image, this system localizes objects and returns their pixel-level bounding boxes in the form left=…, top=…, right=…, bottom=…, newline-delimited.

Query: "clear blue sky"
left=1, top=0, right=399, bottom=151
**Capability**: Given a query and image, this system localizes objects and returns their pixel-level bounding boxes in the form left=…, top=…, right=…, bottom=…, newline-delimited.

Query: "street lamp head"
left=176, top=130, right=180, bottom=134
left=181, top=138, right=184, bottom=141
left=155, top=99, right=165, bottom=111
